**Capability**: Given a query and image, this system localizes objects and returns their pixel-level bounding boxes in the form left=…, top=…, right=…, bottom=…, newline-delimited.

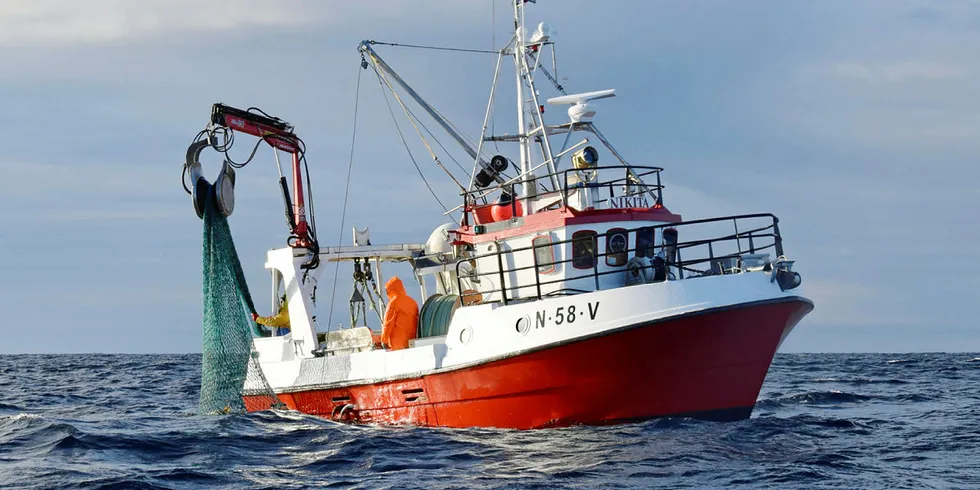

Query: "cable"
left=326, top=64, right=364, bottom=332
left=372, top=65, right=454, bottom=216
left=368, top=40, right=498, bottom=55
left=181, top=128, right=214, bottom=195
left=402, top=98, right=470, bottom=177
left=492, top=0, right=496, bottom=56
left=372, top=60, right=468, bottom=193
left=299, top=146, right=321, bottom=271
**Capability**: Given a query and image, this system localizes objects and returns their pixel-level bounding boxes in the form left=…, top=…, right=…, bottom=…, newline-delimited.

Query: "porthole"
left=606, top=228, right=628, bottom=266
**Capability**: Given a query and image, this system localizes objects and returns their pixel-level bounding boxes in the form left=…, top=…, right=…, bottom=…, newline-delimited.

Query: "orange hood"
left=385, top=276, right=407, bottom=300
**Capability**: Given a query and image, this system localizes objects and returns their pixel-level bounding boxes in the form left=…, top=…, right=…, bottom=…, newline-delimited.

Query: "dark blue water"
left=1, top=353, right=977, bottom=489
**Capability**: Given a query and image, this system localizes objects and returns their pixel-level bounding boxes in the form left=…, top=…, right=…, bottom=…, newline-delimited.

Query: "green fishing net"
left=199, top=189, right=283, bottom=415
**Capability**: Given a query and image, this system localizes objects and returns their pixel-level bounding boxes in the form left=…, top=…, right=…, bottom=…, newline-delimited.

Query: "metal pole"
left=359, top=42, right=506, bottom=186
left=513, top=1, right=530, bottom=209
left=291, top=151, right=309, bottom=245
left=497, top=244, right=508, bottom=305
left=520, top=51, right=562, bottom=199
left=375, top=259, right=386, bottom=314
left=470, top=45, right=511, bottom=191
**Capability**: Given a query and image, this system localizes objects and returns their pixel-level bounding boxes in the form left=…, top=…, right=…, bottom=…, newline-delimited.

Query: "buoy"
left=490, top=192, right=523, bottom=221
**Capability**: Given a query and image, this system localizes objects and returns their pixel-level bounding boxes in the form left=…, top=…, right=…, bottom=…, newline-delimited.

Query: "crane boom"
left=358, top=41, right=507, bottom=189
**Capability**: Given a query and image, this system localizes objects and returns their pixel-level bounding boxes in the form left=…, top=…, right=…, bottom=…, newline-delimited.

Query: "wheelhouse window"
left=606, top=228, right=628, bottom=266
left=636, top=227, right=656, bottom=258
left=532, top=234, right=557, bottom=274
left=572, top=230, right=598, bottom=269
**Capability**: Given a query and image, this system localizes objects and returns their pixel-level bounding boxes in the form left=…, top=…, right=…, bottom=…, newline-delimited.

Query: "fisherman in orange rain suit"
left=380, top=276, right=419, bottom=350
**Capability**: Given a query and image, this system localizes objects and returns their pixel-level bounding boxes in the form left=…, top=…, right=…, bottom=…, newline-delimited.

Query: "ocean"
left=0, top=353, right=977, bottom=489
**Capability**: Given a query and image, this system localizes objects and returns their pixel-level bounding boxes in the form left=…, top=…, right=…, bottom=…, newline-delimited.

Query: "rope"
left=326, top=64, right=363, bottom=332
left=371, top=55, right=467, bottom=193
left=402, top=100, right=469, bottom=176
left=368, top=40, right=498, bottom=55
left=371, top=63, right=456, bottom=217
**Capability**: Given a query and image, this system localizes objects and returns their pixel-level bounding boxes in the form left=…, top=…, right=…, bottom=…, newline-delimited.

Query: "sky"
left=0, top=0, right=977, bottom=354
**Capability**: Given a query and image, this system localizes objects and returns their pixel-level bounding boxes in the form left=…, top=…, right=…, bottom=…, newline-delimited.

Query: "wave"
left=1, top=353, right=978, bottom=489
left=891, top=393, right=934, bottom=402
left=810, top=377, right=909, bottom=385
left=756, top=391, right=874, bottom=410
left=0, top=413, right=80, bottom=457
left=0, top=412, right=43, bottom=423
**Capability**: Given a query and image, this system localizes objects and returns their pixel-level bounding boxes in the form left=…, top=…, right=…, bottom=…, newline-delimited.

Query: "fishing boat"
left=183, top=1, right=813, bottom=429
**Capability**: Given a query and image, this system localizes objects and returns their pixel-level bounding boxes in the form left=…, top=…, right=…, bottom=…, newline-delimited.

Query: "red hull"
left=245, top=298, right=812, bottom=429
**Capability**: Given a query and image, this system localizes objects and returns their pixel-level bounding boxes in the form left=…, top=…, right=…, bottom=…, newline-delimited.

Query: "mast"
left=513, top=1, right=531, bottom=204
left=511, top=0, right=562, bottom=211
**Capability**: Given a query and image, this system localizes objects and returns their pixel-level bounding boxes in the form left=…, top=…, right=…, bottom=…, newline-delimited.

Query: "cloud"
left=2, top=0, right=979, bottom=353
left=799, top=278, right=913, bottom=328
left=761, top=56, right=980, bottom=155
left=5, top=209, right=186, bottom=224
left=0, top=160, right=169, bottom=196
left=0, top=0, right=502, bottom=49
left=834, top=61, right=969, bottom=83
left=0, top=0, right=319, bottom=47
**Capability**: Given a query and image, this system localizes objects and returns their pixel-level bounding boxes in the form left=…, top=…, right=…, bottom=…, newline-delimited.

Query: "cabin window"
left=606, top=228, right=628, bottom=266
left=636, top=227, right=656, bottom=258
left=532, top=234, right=557, bottom=274
left=572, top=230, right=598, bottom=269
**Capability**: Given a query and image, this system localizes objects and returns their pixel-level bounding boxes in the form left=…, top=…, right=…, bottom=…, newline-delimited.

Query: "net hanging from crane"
left=199, top=188, right=283, bottom=415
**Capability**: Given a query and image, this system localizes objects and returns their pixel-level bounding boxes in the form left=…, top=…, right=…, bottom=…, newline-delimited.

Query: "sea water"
left=1, top=353, right=977, bottom=489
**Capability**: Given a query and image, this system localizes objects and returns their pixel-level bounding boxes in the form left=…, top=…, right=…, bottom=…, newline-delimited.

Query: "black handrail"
left=453, top=213, right=784, bottom=303
left=460, top=165, right=666, bottom=221
left=560, top=166, right=663, bottom=208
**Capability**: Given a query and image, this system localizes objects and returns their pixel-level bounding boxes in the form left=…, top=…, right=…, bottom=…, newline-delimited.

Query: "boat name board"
left=609, top=196, right=650, bottom=209
left=515, top=301, right=601, bottom=335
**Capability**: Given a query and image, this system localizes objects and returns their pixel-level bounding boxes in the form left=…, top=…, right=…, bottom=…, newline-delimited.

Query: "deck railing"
left=455, top=213, right=784, bottom=305
left=460, top=165, right=665, bottom=226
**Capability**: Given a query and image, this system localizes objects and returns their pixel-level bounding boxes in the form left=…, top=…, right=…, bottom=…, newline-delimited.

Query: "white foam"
left=2, top=413, right=41, bottom=422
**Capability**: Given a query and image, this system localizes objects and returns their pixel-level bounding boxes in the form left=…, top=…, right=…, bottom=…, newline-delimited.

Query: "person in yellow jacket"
left=252, top=294, right=291, bottom=336
left=380, top=276, right=419, bottom=350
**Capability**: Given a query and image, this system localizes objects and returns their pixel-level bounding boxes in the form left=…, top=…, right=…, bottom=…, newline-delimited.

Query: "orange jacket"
left=381, top=276, right=419, bottom=350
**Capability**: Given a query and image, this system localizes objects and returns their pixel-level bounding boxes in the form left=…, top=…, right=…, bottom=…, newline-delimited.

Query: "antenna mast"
left=513, top=1, right=530, bottom=203
left=511, top=0, right=562, bottom=211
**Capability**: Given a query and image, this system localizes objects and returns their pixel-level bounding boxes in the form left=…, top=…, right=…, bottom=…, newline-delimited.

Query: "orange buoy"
left=490, top=198, right=523, bottom=221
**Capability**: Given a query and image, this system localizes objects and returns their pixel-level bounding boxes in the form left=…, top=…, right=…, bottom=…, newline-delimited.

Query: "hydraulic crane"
left=183, top=103, right=316, bottom=251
